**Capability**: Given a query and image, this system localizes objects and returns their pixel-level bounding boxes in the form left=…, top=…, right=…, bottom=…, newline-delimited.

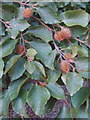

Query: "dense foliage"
left=0, top=1, right=90, bottom=118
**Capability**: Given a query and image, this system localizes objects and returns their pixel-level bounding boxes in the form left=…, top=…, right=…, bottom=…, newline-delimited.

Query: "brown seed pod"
left=54, top=31, right=64, bottom=41
left=60, top=60, right=70, bottom=73
left=61, top=28, right=71, bottom=39
left=64, top=53, right=72, bottom=60
left=22, top=8, right=33, bottom=18
left=16, top=45, right=25, bottom=55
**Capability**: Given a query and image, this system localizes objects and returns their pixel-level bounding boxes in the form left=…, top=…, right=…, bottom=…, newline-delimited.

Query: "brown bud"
left=16, top=45, right=25, bottom=55
left=22, top=8, right=33, bottom=18
left=61, top=28, right=71, bottom=39
left=60, top=60, right=70, bottom=73
left=54, top=31, right=64, bottom=41
left=64, top=53, right=72, bottom=60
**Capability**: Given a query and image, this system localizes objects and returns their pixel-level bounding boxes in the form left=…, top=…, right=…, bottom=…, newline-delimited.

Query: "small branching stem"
left=74, top=38, right=90, bottom=48
left=16, top=1, right=38, bottom=7
left=32, top=16, right=55, bottom=32
left=0, top=18, right=11, bottom=28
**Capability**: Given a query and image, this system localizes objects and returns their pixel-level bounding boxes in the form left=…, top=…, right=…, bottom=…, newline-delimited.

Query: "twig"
left=32, top=16, right=55, bottom=32
left=67, top=39, right=73, bottom=45
left=16, top=1, right=38, bottom=7
left=64, top=100, right=70, bottom=107
left=53, top=24, right=64, bottom=29
left=0, top=18, right=11, bottom=28
left=53, top=41, right=76, bottom=72
left=74, top=38, right=90, bottom=48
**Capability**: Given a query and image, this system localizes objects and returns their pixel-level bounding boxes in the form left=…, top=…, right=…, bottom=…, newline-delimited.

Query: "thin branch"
left=32, top=16, right=55, bottom=32
left=74, top=38, right=90, bottom=48
left=0, top=18, right=11, bottom=28
left=16, top=1, right=38, bottom=7
left=53, top=24, right=64, bottom=29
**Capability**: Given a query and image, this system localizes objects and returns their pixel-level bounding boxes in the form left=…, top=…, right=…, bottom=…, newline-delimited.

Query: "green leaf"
left=70, top=26, right=87, bottom=38
left=37, top=7, right=59, bottom=24
left=34, top=61, right=46, bottom=77
left=8, top=76, right=28, bottom=100
left=75, top=57, right=89, bottom=71
left=41, top=97, right=57, bottom=117
left=27, top=25, right=53, bottom=42
left=24, top=61, right=35, bottom=74
left=0, top=58, right=4, bottom=78
left=0, top=90, right=10, bottom=116
left=0, top=38, right=18, bottom=57
left=46, top=62, right=61, bottom=83
left=70, top=103, right=88, bottom=118
left=8, top=58, right=25, bottom=81
left=57, top=104, right=72, bottom=118
left=59, top=10, right=89, bottom=27
left=66, top=44, right=88, bottom=57
left=1, top=4, right=17, bottom=21
left=30, top=40, right=56, bottom=70
left=22, top=82, right=34, bottom=91
left=17, top=6, right=25, bottom=19
left=71, top=87, right=90, bottom=109
left=12, top=89, right=28, bottom=117
left=27, top=85, right=50, bottom=116
left=46, top=83, right=65, bottom=100
left=28, top=66, right=44, bottom=80
left=44, top=50, right=57, bottom=70
left=30, top=40, right=52, bottom=60
left=30, top=40, right=53, bottom=69
left=0, top=35, right=10, bottom=45
left=62, top=72, right=83, bottom=96
left=4, top=55, right=21, bottom=74
left=7, top=18, right=30, bottom=39
left=76, top=105, right=88, bottom=118
left=78, top=47, right=88, bottom=57
left=75, top=57, right=90, bottom=79
left=26, top=48, right=37, bottom=59
left=0, top=23, right=5, bottom=36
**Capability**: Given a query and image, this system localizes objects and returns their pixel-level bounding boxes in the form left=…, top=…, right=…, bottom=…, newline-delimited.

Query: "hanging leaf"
left=44, top=50, right=57, bottom=70
left=28, top=66, right=44, bottom=80
left=41, top=97, right=57, bottom=117
left=4, top=55, right=21, bottom=74
left=75, top=57, right=90, bottom=79
left=12, top=89, right=28, bottom=117
left=62, top=72, right=83, bottom=96
left=0, top=38, right=18, bottom=57
left=27, top=85, right=50, bottom=116
left=71, top=87, right=90, bottom=109
left=1, top=4, right=17, bottom=21
left=34, top=61, right=46, bottom=77
left=46, top=83, right=65, bottom=100
left=6, top=18, right=30, bottom=39
left=57, top=104, right=72, bottom=118
left=27, top=25, right=53, bottom=42
left=8, top=76, right=28, bottom=100
left=26, top=48, right=37, bottom=59
left=0, top=90, right=10, bottom=116
left=8, top=58, right=25, bottom=81
left=46, top=62, right=61, bottom=83
left=30, top=40, right=54, bottom=69
left=24, top=61, right=35, bottom=74
left=0, top=23, right=5, bottom=36
left=59, top=10, right=89, bottom=27
left=0, top=58, right=4, bottom=78
left=37, top=7, right=59, bottom=24
left=16, top=6, right=25, bottom=19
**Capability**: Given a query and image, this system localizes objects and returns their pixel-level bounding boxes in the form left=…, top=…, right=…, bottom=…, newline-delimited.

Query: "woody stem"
left=0, top=18, right=11, bottom=28
left=74, top=38, right=90, bottom=48
left=32, top=16, right=55, bottom=32
left=16, top=1, right=38, bottom=7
